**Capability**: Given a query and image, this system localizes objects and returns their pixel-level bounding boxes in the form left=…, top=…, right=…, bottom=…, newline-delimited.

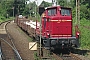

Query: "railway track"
left=53, top=52, right=82, bottom=60
left=0, top=21, right=22, bottom=60
left=39, top=47, right=82, bottom=60
left=53, top=51, right=82, bottom=60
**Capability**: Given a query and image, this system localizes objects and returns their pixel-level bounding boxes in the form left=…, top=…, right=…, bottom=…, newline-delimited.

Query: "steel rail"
left=5, top=21, right=18, bottom=51
left=0, top=38, right=22, bottom=60
left=0, top=22, right=7, bottom=60
left=5, top=21, right=22, bottom=60
left=52, top=50, right=82, bottom=60
left=0, top=21, right=22, bottom=60
left=70, top=53, right=82, bottom=60
left=0, top=45, right=2, bottom=60
left=53, top=53, right=63, bottom=60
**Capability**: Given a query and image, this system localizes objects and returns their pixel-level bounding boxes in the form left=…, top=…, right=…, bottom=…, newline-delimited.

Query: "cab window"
left=61, top=9, right=71, bottom=16
left=48, top=8, right=56, bottom=16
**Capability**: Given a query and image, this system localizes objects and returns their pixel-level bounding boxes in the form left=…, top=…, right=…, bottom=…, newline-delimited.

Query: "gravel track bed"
left=6, top=21, right=34, bottom=60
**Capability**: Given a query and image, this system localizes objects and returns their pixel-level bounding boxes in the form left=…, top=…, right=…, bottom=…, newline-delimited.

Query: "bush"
left=79, top=19, right=90, bottom=49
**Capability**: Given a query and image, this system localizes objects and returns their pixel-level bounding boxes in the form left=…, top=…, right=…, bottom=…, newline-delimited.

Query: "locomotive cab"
left=38, top=5, right=80, bottom=49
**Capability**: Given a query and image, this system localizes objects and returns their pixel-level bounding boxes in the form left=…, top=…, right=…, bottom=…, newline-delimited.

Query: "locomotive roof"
left=45, top=5, right=71, bottom=10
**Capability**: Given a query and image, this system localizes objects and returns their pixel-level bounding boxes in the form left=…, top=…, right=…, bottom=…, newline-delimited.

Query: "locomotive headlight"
left=76, top=32, right=80, bottom=38
left=47, top=33, right=50, bottom=38
left=77, top=32, right=79, bottom=35
left=47, top=33, right=49, bottom=35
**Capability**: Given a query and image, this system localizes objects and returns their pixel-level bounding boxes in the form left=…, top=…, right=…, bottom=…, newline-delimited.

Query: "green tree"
left=13, top=0, right=26, bottom=15
left=40, top=1, right=52, bottom=7
left=0, top=0, right=14, bottom=17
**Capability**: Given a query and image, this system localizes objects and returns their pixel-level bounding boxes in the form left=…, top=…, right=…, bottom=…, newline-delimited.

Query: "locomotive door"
left=42, top=17, right=51, bottom=38
left=42, top=17, right=47, bottom=37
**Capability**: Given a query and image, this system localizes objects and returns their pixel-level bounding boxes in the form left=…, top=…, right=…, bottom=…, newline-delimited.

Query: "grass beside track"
left=79, top=19, right=90, bottom=50
left=73, top=18, right=90, bottom=50
left=0, top=16, right=14, bottom=22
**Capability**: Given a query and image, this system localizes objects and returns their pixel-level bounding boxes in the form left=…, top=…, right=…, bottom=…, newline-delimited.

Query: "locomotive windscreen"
left=61, top=8, right=71, bottom=16
left=48, top=8, right=57, bottom=16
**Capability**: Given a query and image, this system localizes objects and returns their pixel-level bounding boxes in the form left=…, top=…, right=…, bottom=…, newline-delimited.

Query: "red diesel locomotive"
left=36, top=5, right=80, bottom=49
left=16, top=5, right=80, bottom=50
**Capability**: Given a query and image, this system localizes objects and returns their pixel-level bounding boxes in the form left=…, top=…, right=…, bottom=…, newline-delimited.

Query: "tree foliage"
left=13, top=0, right=26, bottom=15
left=40, top=1, right=52, bottom=7
left=57, top=0, right=90, bottom=20
left=0, top=0, right=14, bottom=17
left=0, top=0, right=90, bottom=20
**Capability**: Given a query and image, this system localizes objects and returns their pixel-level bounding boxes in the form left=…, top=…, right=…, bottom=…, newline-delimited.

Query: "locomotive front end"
left=39, top=5, right=80, bottom=50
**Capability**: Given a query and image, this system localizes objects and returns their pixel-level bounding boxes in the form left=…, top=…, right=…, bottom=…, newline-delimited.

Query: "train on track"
left=15, top=5, right=80, bottom=50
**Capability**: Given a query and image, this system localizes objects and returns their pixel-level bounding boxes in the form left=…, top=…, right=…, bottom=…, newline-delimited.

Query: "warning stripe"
left=50, top=20, right=72, bottom=22
left=51, top=35, right=71, bottom=36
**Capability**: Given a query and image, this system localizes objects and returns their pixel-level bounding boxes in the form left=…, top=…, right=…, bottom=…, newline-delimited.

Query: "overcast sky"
left=27, top=0, right=52, bottom=6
